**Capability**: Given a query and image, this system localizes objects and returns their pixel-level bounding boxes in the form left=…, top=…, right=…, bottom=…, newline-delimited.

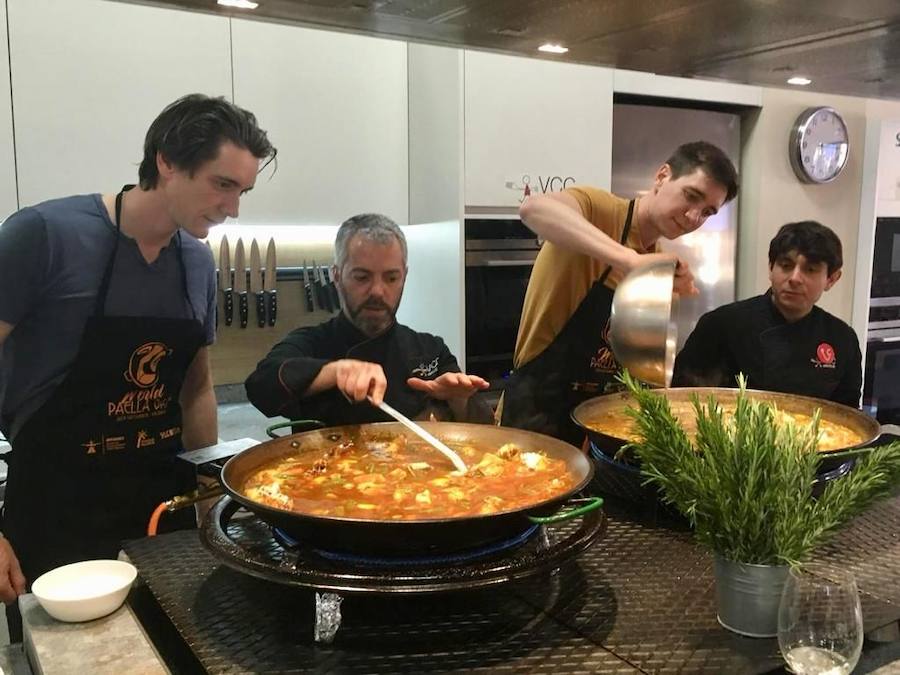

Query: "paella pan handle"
left=266, top=419, right=326, bottom=438
left=528, top=497, right=603, bottom=524
left=818, top=423, right=900, bottom=464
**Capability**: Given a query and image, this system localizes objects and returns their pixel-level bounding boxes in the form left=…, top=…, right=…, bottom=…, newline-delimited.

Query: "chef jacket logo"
left=506, top=174, right=576, bottom=203
left=124, top=342, right=172, bottom=388
left=812, top=342, right=837, bottom=369
left=411, top=356, right=439, bottom=378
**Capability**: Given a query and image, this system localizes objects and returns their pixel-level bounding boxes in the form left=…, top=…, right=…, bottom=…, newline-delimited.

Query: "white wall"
left=0, top=0, right=16, bottom=220
left=7, top=0, right=231, bottom=207
left=464, top=50, right=614, bottom=208
left=407, top=44, right=465, bottom=360
left=230, top=19, right=409, bottom=226
left=737, top=88, right=868, bottom=323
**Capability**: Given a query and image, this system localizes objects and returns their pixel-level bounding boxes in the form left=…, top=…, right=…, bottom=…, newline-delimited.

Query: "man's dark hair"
left=768, top=220, right=843, bottom=276
left=138, top=94, right=276, bottom=189
left=665, top=141, right=739, bottom=203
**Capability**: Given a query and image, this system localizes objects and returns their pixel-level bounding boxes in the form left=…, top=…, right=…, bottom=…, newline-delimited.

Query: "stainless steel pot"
left=608, top=259, right=678, bottom=387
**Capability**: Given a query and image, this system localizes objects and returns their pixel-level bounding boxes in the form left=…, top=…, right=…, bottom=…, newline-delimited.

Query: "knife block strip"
left=209, top=240, right=338, bottom=387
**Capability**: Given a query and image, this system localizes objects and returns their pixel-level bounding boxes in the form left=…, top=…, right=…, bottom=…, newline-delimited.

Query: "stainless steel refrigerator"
left=611, top=103, right=741, bottom=352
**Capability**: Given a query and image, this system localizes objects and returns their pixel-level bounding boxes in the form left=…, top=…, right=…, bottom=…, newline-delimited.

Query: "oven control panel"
left=868, top=297, right=900, bottom=332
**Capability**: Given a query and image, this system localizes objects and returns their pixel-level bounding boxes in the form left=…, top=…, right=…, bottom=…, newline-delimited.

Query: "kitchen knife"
left=302, top=259, right=315, bottom=312
left=313, top=262, right=332, bottom=312
left=322, top=264, right=340, bottom=311
left=205, top=241, right=217, bottom=327
left=249, top=239, right=265, bottom=328
left=218, top=236, right=233, bottom=327
left=264, top=238, right=277, bottom=327
left=233, top=238, right=248, bottom=329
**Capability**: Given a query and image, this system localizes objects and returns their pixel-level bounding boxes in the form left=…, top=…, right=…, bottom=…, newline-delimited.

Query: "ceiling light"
left=787, top=76, right=812, bottom=86
left=217, top=0, right=259, bottom=9
left=538, top=44, right=568, bottom=54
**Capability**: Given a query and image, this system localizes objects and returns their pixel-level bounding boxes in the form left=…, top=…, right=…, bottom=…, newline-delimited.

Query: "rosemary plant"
left=620, top=371, right=900, bottom=565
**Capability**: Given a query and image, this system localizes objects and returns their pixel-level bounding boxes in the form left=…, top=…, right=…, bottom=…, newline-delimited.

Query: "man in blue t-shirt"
left=0, top=94, right=276, bottom=636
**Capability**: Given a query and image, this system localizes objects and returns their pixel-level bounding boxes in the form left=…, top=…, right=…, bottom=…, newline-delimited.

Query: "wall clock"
left=789, top=106, right=849, bottom=184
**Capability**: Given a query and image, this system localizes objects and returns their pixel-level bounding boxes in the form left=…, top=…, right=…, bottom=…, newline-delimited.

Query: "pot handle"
left=527, top=496, right=603, bottom=524
left=821, top=425, right=900, bottom=463
left=266, top=419, right=326, bottom=438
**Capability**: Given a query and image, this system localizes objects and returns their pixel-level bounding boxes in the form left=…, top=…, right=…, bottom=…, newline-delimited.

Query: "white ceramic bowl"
left=31, top=559, right=137, bottom=622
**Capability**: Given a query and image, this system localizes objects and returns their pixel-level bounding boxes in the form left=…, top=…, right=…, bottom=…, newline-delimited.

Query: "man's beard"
left=347, top=299, right=397, bottom=337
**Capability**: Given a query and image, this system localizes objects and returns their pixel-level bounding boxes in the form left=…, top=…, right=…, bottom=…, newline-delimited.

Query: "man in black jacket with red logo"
left=672, top=220, right=862, bottom=407
left=246, top=213, right=492, bottom=426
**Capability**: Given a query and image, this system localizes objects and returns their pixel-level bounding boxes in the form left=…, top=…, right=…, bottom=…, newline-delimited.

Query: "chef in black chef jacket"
left=0, top=94, right=276, bottom=640
left=246, top=213, right=493, bottom=426
left=672, top=220, right=862, bottom=407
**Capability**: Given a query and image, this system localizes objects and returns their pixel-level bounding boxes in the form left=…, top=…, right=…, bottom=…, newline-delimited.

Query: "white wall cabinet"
left=7, top=0, right=231, bottom=208
left=230, top=20, right=408, bottom=226
left=464, top=51, right=614, bottom=209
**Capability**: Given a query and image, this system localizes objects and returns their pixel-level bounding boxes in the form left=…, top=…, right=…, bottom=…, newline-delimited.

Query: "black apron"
left=2, top=186, right=202, bottom=599
left=501, top=200, right=635, bottom=446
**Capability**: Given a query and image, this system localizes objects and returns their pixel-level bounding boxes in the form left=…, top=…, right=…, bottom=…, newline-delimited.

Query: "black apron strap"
left=500, top=200, right=636, bottom=444
left=597, top=198, right=635, bottom=286
left=93, top=186, right=131, bottom=316
left=97, top=185, right=196, bottom=320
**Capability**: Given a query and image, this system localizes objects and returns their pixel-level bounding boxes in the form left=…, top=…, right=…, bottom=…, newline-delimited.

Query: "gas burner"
left=272, top=524, right=541, bottom=568
left=200, top=497, right=606, bottom=594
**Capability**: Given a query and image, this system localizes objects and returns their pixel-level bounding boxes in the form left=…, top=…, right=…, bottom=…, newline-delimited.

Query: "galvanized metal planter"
left=714, top=556, right=790, bottom=638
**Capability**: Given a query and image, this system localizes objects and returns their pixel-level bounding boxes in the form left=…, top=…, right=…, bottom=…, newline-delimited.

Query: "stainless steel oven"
left=863, top=218, right=900, bottom=424
left=863, top=328, right=900, bottom=424
left=464, top=218, right=540, bottom=395
left=870, top=217, right=900, bottom=300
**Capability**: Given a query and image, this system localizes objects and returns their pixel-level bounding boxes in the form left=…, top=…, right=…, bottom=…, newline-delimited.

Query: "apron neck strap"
left=94, top=185, right=196, bottom=320
left=598, top=199, right=636, bottom=286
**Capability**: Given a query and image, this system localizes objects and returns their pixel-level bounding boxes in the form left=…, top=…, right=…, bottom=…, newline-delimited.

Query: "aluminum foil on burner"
left=314, top=592, right=343, bottom=643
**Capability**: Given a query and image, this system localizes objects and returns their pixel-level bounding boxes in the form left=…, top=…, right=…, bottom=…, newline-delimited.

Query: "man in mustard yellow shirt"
left=500, top=141, right=739, bottom=445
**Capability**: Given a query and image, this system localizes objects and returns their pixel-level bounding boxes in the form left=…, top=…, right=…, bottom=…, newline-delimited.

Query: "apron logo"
left=812, top=342, right=837, bottom=369
left=589, top=320, right=618, bottom=372
left=109, top=342, right=174, bottom=420
left=411, top=356, right=439, bottom=378
left=82, top=439, right=100, bottom=455
left=108, top=384, right=170, bottom=419
left=104, top=435, right=126, bottom=451
left=136, top=430, right=156, bottom=448
left=124, top=342, right=172, bottom=388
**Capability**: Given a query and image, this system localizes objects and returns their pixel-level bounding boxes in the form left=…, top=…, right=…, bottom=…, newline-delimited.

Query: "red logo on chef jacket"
left=813, top=342, right=837, bottom=369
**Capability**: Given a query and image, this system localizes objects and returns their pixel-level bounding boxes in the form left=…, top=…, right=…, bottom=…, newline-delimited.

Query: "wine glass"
left=777, top=564, right=863, bottom=675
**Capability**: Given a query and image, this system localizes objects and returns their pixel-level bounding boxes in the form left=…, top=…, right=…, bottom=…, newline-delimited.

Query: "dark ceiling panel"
left=123, top=0, right=900, bottom=99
